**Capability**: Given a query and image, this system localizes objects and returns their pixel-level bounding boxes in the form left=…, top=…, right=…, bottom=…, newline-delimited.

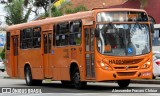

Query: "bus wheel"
left=25, top=66, right=33, bottom=86
left=73, top=68, right=86, bottom=89
left=117, top=80, right=130, bottom=88
left=25, top=66, right=42, bottom=86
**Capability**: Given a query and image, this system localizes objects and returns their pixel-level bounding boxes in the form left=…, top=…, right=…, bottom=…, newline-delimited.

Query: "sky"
left=0, top=3, right=44, bottom=26
left=0, top=4, right=6, bottom=26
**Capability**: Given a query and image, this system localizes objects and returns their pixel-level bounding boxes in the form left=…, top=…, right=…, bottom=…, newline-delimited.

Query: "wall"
left=70, top=0, right=126, bottom=10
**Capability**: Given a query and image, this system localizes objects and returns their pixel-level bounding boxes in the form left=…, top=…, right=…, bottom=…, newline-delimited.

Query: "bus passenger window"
left=48, top=33, right=52, bottom=53
left=33, top=27, right=41, bottom=48
left=53, top=25, right=56, bottom=46
left=69, top=20, right=82, bottom=45
left=56, top=23, right=69, bottom=46
left=6, top=32, right=10, bottom=50
left=56, top=35, right=60, bottom=46
left=20, top=28, right=33, bottom=49
left=43, top=34, right=47, bottom=53
left=76, top=33, right=81, bottom=45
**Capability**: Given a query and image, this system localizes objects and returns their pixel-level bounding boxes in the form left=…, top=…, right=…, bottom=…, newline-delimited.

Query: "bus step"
left=85, top=77, right=96, bottom=81
left=44, top=79, right=52, bottom=83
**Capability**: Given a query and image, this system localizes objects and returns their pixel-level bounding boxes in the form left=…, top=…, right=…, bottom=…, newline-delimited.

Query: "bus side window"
left=33, top=27, right=41, bottom=48
left=6, top=32, right=10, bottom=50
left=56, top=23, right=69, bottom=46
left=69, top=20, right=82, bottom=45
left=53, top=25, right=56, bottom=46
left=20, top=28, right=33, bottom=49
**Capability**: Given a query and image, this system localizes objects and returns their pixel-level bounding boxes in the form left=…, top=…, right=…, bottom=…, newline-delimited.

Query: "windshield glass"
left=97, top=11, right=148, bottom=22
left=96, top=23, right=150, bottom=56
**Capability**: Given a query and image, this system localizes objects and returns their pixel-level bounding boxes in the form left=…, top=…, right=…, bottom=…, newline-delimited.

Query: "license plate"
left=142, top=72, right=151, bottom=76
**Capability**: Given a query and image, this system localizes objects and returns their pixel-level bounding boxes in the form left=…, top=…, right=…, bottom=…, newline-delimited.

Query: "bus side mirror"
left=95, top=29, right=99, bottom=37
left=150, top=23, right=154, bottom=33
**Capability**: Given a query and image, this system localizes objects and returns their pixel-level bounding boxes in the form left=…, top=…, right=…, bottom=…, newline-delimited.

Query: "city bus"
left=6, top=8, right=153, bottom=89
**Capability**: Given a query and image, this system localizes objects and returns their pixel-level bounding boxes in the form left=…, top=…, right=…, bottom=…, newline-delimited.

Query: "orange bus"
left=6, top=8, right=153, bottom=89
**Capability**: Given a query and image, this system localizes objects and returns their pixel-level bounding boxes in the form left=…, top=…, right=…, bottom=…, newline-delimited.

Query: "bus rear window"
left=97, top=11, right=148, bottom=22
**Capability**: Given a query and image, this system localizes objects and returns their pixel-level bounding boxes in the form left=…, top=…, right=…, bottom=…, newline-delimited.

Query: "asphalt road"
left=0, top=71, right=160, bottom=96
left=0, top=79, right=160, bottom=96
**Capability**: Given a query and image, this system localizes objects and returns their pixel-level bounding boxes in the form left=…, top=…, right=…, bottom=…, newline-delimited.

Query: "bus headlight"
left=100, top=61, right=112, bottom=70
left=141, top=61, right=151, bottom=69
left=101, top=62, right=105, bottom=67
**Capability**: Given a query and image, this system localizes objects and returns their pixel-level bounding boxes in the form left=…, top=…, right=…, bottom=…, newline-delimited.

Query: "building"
left=68, top=0, right=160, bottom=24
left=70, top=0, right=126, bottom=10
left=108, top=0, right=160, bottom=24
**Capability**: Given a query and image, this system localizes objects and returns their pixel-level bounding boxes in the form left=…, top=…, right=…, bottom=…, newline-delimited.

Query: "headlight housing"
left=141, top=61, right=151, bottom=69
left=99, top=61, right=112, bottom=70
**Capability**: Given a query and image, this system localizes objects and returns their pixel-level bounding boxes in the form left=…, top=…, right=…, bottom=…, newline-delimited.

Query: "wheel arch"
left=69, top=62, right=79, bottom=80
left=24, top=62, right=32, bottom=75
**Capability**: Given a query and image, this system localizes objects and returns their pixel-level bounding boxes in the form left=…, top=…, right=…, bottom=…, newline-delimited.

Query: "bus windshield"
left=96, top=23, right=151, bottom=56
left=97, top=11, right=148, bottom=22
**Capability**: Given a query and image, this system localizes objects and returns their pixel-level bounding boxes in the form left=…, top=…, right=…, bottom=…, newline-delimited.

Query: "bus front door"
left=84, top=27, right=95, bottom=79
left=12, top=36, right=19, bottom=77
left=42, top=32, right=52, bottom=78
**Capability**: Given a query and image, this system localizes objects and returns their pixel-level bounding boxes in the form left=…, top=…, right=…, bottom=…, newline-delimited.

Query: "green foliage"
left=64, top=5, right=88, bottom=14
left=0, top=48, right=5, bottom=60
left=34, top=0, right=55, bottom=13
left=4, top=0, right=32, bottom=25
left=65, top=8, right=74, bottom=14
left=51, top=1, right=88, bottom=17
left=51, top=6, right=63, bottom=17
left=73, top=5, right=88, bottom=13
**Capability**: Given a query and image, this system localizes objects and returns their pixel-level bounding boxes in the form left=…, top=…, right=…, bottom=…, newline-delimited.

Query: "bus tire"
left=25, top=66, right=33, bottom=86
left=117, top=79, right=130, bottom=88
left=24, top=66, right=42, bottom=86
left=73, top=68, right=86, bottom=89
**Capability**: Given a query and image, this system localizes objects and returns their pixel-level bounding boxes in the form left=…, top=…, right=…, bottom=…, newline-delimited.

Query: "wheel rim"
left=25, top=68, right=31, bottom=84
left=26, top=71, right=30, bottom=83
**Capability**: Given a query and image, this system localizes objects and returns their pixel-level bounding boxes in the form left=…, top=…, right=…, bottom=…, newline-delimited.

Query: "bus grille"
left=117, top=72, right=136, bottom=76
left=114, top=66, right=139, bottom=70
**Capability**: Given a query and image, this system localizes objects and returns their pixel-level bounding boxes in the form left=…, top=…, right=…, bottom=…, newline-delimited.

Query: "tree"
left=51, top=1, right=88, bottom=17
left=0, top=48, right=5, bottom=60
left=21, top=0, right=56, bottom=16
left=4, top=0, right=32, bottom=25
left=34, top=0, right=55, bottom=13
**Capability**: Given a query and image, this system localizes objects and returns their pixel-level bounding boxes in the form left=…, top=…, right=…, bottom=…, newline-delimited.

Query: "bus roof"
left=7, top=10, right=93, bottom=31
left=6, top=8, right=147, bottom=31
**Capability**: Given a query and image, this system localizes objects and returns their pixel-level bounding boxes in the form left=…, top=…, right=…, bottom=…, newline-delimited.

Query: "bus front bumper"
left=95, top=67, right=152, bottom=81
